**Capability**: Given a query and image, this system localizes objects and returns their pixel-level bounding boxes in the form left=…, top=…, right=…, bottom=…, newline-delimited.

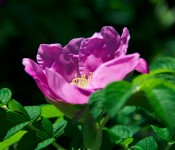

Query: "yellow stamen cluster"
left=70, top=72, right=92, bottom=88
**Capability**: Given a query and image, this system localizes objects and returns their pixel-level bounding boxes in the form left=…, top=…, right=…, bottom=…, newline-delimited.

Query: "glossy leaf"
left=0, top=111, right=29, bottom=140
left=24, top=106, right=41, bottom=121
left=150, top=57, right=175, bottom=71
left=133, top=136, right=158, bottom=150
left=104, top=81, right=133, bottom=117
left=88, top=90, right=104, bottom=119
left=53, top=119, right=67, bottom=138
left=41, top=117, right=53, bottom=136
left=151, top=125, right=171, bottom=141
left=35, top=137, right=55, bottom=150
left=8, top=99, right=29, bottom=118
left=0, top=88, right=11, bottom=105
left=144, top=85, right=175, bottom=130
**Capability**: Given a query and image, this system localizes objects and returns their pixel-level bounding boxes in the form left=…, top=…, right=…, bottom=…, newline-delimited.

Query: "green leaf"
left=110, top=125, right=132, bottom=140
left=0, top=130, right=26, bottom=149
left=17, top=131, right=38, bottom=150
left=40, top=104, right=63, bottom=118
left=4, top=122, right=29, bottom=140
left=0, top=88, right=11, bottom=105
left=8, top=99, right=29, bottom=117
left=18, top=130, right=55, bottom=150
left=104, top=81, right=133, bottom=117
left=151, top=125, right=171, bottom=141
left=120, top=137, right=133, bottom=147
left=0, top=111, right=30, bottom=140
left=53, top=119, right=67, bottom=138
left=144, top=85, right=175, bottom=130
left=150, top=57, right=175, bottom=71
left=83, top=117, right=100, bottom=150
left=89, top=90, right=104, bottom=119
left=35, top=137, right=55, bottom=150
left=41, top=117, right=53, bottom=136
left=133, top=69, right=175, bottom=87
left=133, top=136, right=158, bottom=150
left=103, top=127, right=121, bottom=144
left=24, top=106, right=41, bottom=121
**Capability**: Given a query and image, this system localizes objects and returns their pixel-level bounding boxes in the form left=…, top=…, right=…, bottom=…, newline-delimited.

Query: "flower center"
left=70, top=72, right=92, bottom=88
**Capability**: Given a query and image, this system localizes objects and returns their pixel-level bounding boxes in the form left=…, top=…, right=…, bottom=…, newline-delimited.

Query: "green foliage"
left=0, top=89, right=67, bottom=149
left=40, top=104, right=63, bottom=118
left=1, top=57, right=175, bottom=149
left=151, top=125, right=171, bottom=141
left=0, top=131, right=27, bottom=149
left=133, top=136, right=158, bottom=150
left=0, top=88, right=11, bottom=105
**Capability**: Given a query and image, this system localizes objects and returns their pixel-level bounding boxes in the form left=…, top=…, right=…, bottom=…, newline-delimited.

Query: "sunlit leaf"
left=40, top=104, right=63, bottom=118
left=144, top=85, right=175, bottom=130
left=0, top=131, right=26, bottom=149
left=150, top=57, right=175, bottom=71
left=104, top=81, right=133, bottom=117
left=133, top=136, right=158, bottom=150
left=151, top=125, right=171, bottom=141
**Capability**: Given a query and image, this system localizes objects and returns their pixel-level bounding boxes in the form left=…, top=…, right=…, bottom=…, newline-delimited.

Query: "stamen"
left=70, top=72, right=92, bottom=88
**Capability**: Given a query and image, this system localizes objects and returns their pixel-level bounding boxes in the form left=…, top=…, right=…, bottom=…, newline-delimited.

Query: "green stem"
left=92, top=113, right=110, bottom=150
left=100, top=113, right=110, bottom=128
left=1, top=105, right=10, bottom=111
left=52, top=142, right=65, bottom=150
left=92, top=128, right=102, bottom=150
left=165, top=143, right=172, bottom=150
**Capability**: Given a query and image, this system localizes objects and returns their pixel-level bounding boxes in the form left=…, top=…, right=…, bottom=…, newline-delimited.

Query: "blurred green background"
left=0, top=0, right=175, bottom=105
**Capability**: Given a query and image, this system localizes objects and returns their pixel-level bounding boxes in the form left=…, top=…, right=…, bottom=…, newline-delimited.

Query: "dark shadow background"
left=0, top=0, right=175, bottom=105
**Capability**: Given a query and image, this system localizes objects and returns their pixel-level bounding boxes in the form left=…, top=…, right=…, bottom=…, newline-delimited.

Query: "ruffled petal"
left=63, top=38, right=84, bottom=55
left=63, top=38, right=84, bottom=78
left=37, top=44, right=62, bottom=70
left=37, top=43, right=80, bottom=82
left=79, top=26, right=121, bottom=75
left=45, top=68, right=92, bottom=104
left=88, top=53, right=140, bottom=89
left=135, top=58, right=150, bottom=73
left=22, top=58, right=59, bottom=101
left=115, top=27, right=130, bottom=57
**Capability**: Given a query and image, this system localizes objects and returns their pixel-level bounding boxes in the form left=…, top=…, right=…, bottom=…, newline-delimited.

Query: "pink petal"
left=79, top=26, right=121, bottom=76
left=115, top=27, right=130, bottom=57
left=22, top=58, right=59, bottom=101
left=37, top=44, right=62, bottom=70
left=37, top=43, right=80, bottom=82
left=135, top=58, right=150, bottom=74
left=88, top=53, right=140, bottom=89
left=45, top=68, right=92, bottom=104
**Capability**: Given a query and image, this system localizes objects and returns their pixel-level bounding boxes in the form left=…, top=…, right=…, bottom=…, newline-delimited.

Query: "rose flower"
left=23, top=26, right=149, bottom=105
